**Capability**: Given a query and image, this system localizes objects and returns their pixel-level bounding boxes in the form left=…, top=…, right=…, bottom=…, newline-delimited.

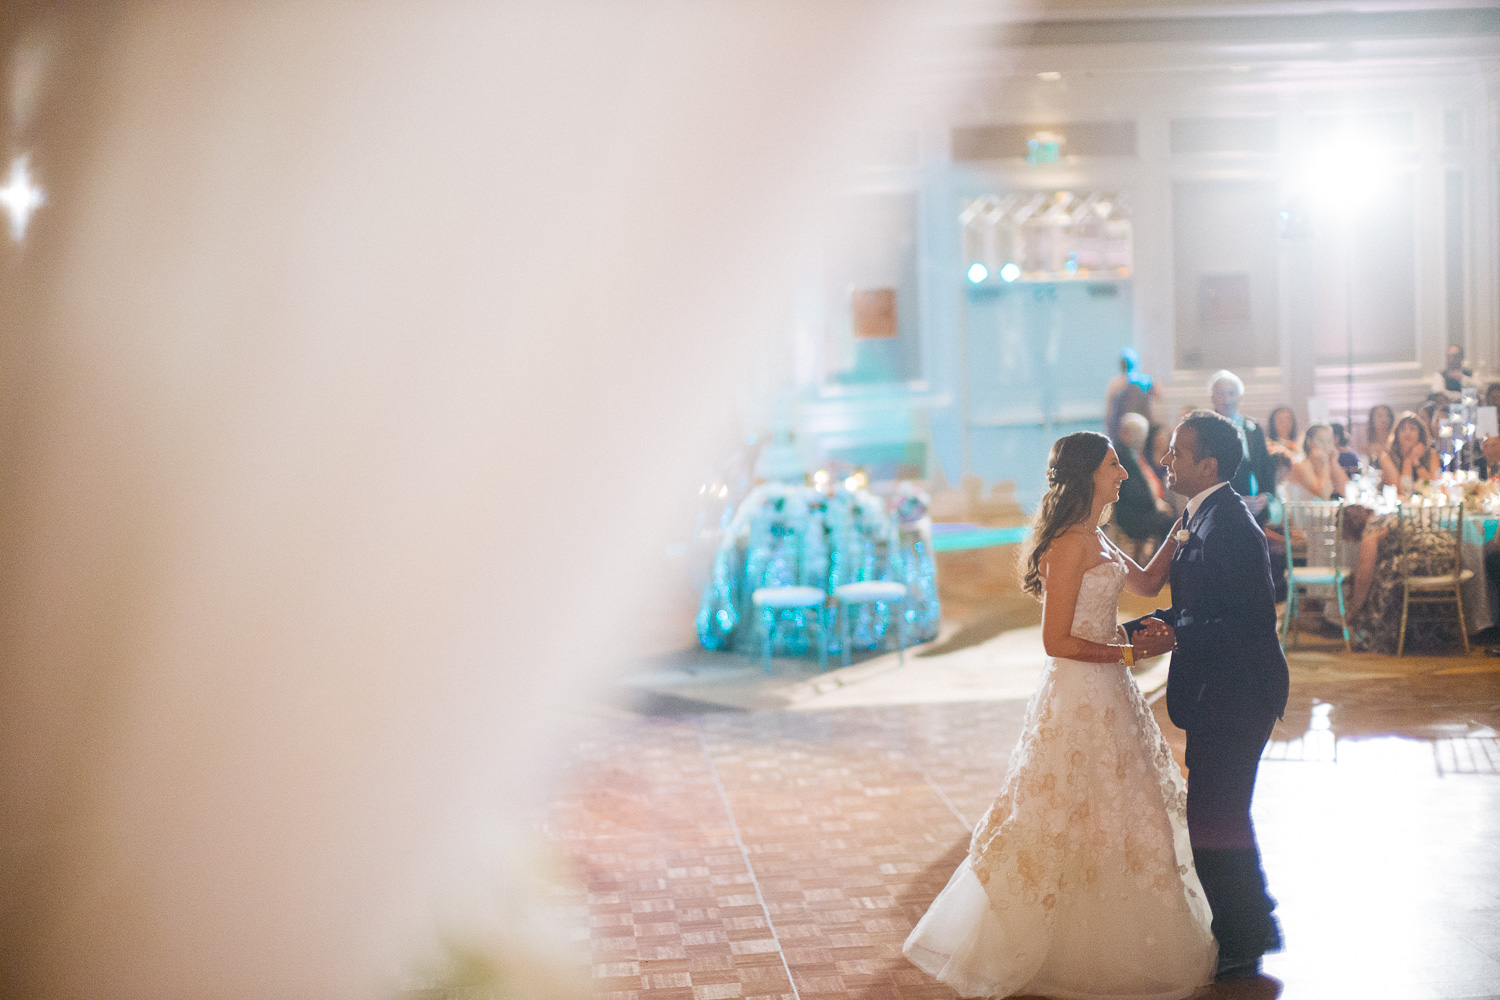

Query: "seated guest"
left=1111, top=412, right=1176, bottom=551
left=1263, top=452, right=1295, bottom=603
left=1269, top=452, right=1293, bottom=494
left=1265, top=405, right=1302, bottom=460
left=1424, top=396, right=1459, bottom=472
left=1330, top=422, right=1361, bottom=475
left=1432, top=344, right=1476, bottom=395
left=1350, top=411, right=1472, bottom=646
left=1350, top=411, right=1465, bottom=648
left=1350, top=512, right=1468, bottom=652
left=1364, top=403, right=1395, bottom=466
left=1286, top=424, right=1349, bottom=501
left=1478, top=384, right=1500, bottom=478
left=1379, top=411, right=1441, bottom=490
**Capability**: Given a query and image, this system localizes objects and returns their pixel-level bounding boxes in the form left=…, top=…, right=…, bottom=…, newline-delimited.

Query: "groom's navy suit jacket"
left=1128, top=483, right=1289, bottom=732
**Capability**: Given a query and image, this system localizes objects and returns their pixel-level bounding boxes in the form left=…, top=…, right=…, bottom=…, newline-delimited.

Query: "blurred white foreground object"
left=0, top=1, right=939, bottom=997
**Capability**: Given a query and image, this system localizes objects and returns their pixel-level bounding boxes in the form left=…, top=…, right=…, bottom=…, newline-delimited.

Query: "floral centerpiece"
left=889, top=482, right=931, bottom=526
left=1407, top=472, right=1500, bottom=513
left=1466, top=475, right=1500, bottom=513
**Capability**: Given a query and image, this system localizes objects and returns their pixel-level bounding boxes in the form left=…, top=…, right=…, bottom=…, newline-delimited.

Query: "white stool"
left=833, top=580, right=909, bottom=668
left=750, top=586, right=828, bottom=674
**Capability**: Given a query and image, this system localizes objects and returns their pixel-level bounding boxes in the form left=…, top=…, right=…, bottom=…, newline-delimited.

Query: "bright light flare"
left=999, top=262, right=1021, bottom=283
left=1301, top=134, right=1390, bottom=218
left=967, top=262, right=988, bottom=283
left=0, top=155, right=45, bottom=241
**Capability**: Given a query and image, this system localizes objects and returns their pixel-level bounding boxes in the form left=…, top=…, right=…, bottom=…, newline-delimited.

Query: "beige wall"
left=920, top=21, right=1500, bottom=443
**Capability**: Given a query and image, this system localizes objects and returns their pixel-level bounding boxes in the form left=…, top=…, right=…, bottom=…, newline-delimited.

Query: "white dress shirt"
left=1184, top=480, right=1232, bottom=527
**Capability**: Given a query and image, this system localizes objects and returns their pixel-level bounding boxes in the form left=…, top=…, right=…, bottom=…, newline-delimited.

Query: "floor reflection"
left=554, top=632, right=1500, bottom=999
left=1263, top=700, right=1337, bottom=763
left=1152, top=643, right=1500, bottom=999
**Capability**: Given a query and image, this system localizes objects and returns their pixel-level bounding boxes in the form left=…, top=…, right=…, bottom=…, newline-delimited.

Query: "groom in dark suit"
left=1125, top=409, right=1289, bottom=981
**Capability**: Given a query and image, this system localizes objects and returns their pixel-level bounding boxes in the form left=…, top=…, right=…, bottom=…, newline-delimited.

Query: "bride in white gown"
left=904, top=431, right=1217, bottom=1000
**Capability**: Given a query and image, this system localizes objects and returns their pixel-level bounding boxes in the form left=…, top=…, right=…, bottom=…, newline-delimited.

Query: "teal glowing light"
left=967, top=262, right=988, bottom=283
left=1000, top=262, right=1021, bottom=283
left=1026, top=138, right=1060, bottom=164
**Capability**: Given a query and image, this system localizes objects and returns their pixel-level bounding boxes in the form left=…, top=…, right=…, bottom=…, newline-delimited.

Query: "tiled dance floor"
left=548, top=653, right=1500, bottom=1000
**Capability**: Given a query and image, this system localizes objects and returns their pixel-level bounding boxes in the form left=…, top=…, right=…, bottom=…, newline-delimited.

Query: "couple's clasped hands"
left=1123, top=617, right=1175, bottom=659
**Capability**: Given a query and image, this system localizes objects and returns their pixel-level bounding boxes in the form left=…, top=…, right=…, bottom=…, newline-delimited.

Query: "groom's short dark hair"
left=1181, top=409, right=1243, bottom=482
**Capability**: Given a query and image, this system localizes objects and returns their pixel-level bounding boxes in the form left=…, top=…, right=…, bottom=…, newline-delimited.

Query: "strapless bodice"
left=1068, top=549, right=1127, bottom=644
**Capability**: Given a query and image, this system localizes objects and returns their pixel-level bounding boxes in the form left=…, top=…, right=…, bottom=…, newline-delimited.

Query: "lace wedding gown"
left=903, top=548, right=1216, bottom=999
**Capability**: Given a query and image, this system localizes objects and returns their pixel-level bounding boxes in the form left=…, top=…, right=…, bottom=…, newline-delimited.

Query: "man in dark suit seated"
left=1111, top=412, right=1175, bottom=553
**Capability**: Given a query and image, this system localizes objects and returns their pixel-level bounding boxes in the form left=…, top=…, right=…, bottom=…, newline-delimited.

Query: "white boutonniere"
left=1174, top=528, right=1191, bottom=543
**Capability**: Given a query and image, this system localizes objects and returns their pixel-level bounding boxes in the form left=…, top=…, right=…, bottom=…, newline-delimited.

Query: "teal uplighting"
left=1000, top=262, right=1021, bottom=283
left=930, top=525, right=1029, bottom=553
left=967, top=262, right=988, bottom=283
left=1026, top=138, right=1060, bottom=163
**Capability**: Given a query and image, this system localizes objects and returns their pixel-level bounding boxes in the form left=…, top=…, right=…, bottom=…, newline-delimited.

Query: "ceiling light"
left=0, top=155, right=45, bottom=241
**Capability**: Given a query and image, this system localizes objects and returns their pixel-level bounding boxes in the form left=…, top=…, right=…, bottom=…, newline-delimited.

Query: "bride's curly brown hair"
left=1020, top=431, right=1112, bottom=599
